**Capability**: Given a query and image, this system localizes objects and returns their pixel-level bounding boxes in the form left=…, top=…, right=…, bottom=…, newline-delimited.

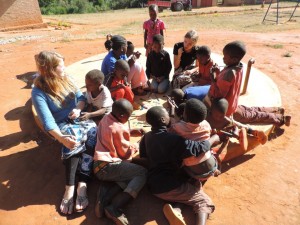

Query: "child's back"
left=169, top=99, right=217, bottom=180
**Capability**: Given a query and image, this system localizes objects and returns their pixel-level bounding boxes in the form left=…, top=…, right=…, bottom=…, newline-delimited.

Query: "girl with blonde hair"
left=32, top=51, right=97, bottom=215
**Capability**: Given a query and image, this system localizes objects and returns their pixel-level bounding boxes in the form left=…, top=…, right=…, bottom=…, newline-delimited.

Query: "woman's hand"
left=59, top=135, right=78, bottom=150
left=68, top=108, right=81, bottom=119
left=178, top=47, right=184, bottom=57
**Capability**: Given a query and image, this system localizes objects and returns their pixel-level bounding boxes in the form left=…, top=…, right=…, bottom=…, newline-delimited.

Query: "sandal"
left=60, top=198, right=74, bottom=215
left=75, top=195, right=89, bottom=212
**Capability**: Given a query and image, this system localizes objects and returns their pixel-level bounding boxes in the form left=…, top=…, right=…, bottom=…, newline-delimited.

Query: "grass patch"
left=266, top=44, right=284, bottom=49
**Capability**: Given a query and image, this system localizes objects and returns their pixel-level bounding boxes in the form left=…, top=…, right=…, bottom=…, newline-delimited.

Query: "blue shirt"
left=185, top=85, right=210, bottom=101
left=31, top=87, right=86, bottom=131
left=101, top=51, right=127, bottom=76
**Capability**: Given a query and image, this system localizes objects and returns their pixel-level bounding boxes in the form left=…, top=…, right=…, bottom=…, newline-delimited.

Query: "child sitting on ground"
left=104, top=59, right=134, bottom=104
left=146, top=34, right=172, bottom=94
left=93, top=99, right=147, bottom=224
left=139, top=106, right=222, bottom=225
left=205, top=41, right=246, bottom=117
left=80, top=69, right=113, bottom=124
left=169, top=98, right=221, bottom=182
left=126, top=41, right=148, bottom=95
left=206, top=98, right=267, bottom=147
left=182, top=45, right=215, bottom=90
left=143, top=4, right=165, bottom=56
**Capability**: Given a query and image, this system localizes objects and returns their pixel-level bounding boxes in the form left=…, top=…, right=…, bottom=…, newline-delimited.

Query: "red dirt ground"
left=0, top=16, right=300, bottom=225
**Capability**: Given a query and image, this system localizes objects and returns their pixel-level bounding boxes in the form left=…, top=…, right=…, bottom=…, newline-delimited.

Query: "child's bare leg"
left=195, top=212, right=208, bottom=225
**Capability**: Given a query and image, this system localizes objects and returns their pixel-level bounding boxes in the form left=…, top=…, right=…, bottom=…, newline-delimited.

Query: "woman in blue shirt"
left=31, top=51, right=97, bottom=215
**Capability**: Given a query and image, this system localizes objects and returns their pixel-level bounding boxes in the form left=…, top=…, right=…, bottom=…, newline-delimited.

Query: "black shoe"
left=104, top=205, right=129, bottom=225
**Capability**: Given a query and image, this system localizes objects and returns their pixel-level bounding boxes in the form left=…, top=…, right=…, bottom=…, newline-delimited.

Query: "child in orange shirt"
left=182, top=45, right=215, bottom=90
left=205, top=41, right=246, bottom=117
left=104, top=59, right=134, bottom=104
left=93, top=99, right=147, bottom=224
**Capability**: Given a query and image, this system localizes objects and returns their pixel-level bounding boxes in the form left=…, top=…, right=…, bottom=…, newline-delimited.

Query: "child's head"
left=183, top=98, right=207, bottom=124
left=148, top=4, right=158, bottom=20
left=85, top=69, right=104, bottom=93
left=170, top=89, right=185, bottom=106
left=126, top=41, right=134, bottom=57
left=104, top=34, right=113, bottom=51
left=146, top=106, right=170, bottom=128
left=196, top=45, right=211, bottom=65
left=176, top=102, right=186, bottom=119
left=211, top=98, right=228, bottom=122
left=223, top=41, right=246, bottom=66
left=35, top=51, right=65, bottom=78
left=183, top=30, right=199, bottom=52
left=108, top=35, right=127, bottom=55
left=152, top=34, right=164, bottom=53
left=112, top=99, right=133, bottom=124
left=114, top=59, right=130, bottom=80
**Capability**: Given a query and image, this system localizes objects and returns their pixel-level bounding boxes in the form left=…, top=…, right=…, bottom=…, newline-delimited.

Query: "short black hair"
left=146, top=106, right=168, bottom=127
left=153, top=34, right=164, bottom=45
left=185, top=98, right=207, bottom=124
left=110, top=35, right=127, bottom=51
left=127, top=41, right=134, bottom=52
left=149, top=4, right=158, bottom=12
left=223, top=41, right=246, bottom=61
left=211, top=98, right=228, bottom=115
left=112, top=99, right=133, bottom=118
left=115, top=59, right=130, bottom=72
left=170, top=89, right=185, bottom=105
left=176, top=102, right=186, bottom=119
left=85, top=69, right=104, bottom=84
left=196, top=45, right=211, bottom=57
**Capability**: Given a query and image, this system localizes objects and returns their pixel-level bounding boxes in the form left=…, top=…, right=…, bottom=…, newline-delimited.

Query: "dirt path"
left=0, top=9, right=300, bottom=225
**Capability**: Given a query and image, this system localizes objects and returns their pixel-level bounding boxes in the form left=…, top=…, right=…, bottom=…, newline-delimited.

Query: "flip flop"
left=75, top=195, right=88, bottom=212
left=60, top=198, right=74, bottom=215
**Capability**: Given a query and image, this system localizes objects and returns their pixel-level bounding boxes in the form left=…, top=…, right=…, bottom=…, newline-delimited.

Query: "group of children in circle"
left=31, top=3, right=291, bottom=225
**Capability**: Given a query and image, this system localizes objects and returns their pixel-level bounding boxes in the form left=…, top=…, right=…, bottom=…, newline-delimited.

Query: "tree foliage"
left=38, top=0, right=148, bottom=14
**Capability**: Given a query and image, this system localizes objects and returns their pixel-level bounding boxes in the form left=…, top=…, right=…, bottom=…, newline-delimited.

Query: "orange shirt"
left=94, top=113, right=138, bottom=162
left=209, top=63, right=243, bottom=116
left=198, top=59, right=214, bottom=85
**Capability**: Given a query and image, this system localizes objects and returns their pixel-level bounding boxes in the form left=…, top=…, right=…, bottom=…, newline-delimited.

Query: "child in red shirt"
left=206, top=41, right=246, bottom=117
left=143, top=4, right=165, bottom=56
left=104, top=59, right=134, bottom=104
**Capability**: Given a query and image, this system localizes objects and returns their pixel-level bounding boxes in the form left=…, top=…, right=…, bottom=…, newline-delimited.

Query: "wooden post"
left=241, top=58, right=255, bottom=95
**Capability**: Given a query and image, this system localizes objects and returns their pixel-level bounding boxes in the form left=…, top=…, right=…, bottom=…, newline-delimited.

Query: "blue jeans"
left=150, top=78, right=170, bottom=94
left=94, top=161, right=147, bottom=198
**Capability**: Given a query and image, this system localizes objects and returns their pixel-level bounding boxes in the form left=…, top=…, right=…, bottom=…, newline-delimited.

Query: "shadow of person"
left=1, top=98, right=52, bottom=151
left=16, top=71, right=37, bottom=89
left=268, top=126, right=285, bottom=141
left=221, top=154, right=256, bottom=174
left=0, top=144, right=63, bottom=211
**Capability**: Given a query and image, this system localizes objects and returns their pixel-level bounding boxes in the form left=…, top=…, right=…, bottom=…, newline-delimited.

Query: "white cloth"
left=86, top=85, right=113, bottom=109
left=127, top=56, right=148, bottom=89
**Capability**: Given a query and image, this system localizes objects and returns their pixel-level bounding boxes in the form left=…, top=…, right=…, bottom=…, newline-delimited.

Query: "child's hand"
left=178, top=47, right=184, bottom=57
left=134, top=51, right=141, bottom=59
left=79, top=112, right=91, bottom=121
left=156, top=76, right=165, bottom=83
left=117, top=83, right=126, bottom=89
left=167, top=97, right=176, bottom=109
left=68, top=108, right=81, bottom=119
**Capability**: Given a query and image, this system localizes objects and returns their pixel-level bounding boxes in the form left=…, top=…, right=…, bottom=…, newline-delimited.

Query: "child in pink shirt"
left=93, top=99, right=147, bottom=224
left=143, top=4, right=165, bottom=56
left=206, top=41, right=246, bottom=117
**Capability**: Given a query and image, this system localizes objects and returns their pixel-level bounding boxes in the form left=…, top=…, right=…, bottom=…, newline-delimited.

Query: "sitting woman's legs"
left=157, top=79, right=170, bottom=94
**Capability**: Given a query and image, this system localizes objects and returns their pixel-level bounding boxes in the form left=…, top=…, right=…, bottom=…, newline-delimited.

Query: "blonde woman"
left=32, top=51, right=97, bottom=215
left=172, top=30, right=199, bottom=89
